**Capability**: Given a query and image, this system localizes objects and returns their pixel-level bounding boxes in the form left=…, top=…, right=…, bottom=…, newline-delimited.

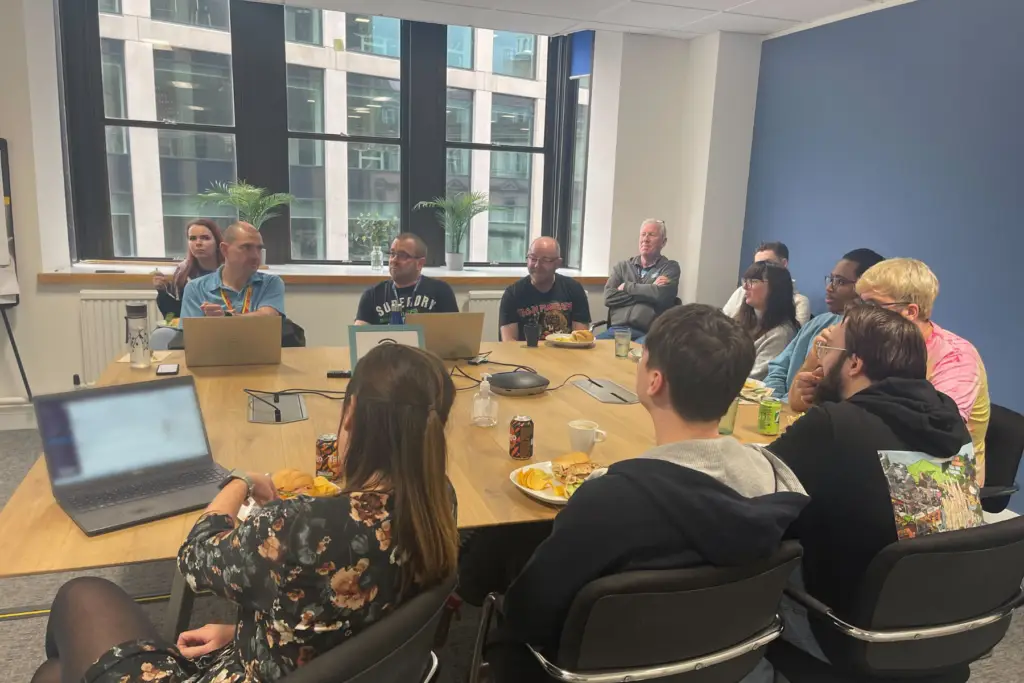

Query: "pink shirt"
left=926, top=323, right=990, bottom=484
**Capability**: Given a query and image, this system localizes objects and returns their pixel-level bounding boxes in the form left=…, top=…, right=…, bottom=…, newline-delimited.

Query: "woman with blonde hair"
left=30, top=344, right=458, bottom=683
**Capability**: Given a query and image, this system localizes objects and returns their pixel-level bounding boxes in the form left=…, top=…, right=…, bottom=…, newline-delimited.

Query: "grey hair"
left=641, top=219, right=667, bottom=240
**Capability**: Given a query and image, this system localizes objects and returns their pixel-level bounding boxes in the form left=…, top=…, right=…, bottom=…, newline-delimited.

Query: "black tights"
left=30, top=577, right=164, bottom=683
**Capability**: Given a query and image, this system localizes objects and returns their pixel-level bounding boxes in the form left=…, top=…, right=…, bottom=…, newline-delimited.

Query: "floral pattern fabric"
left=84, top=491, right=404, bottom=683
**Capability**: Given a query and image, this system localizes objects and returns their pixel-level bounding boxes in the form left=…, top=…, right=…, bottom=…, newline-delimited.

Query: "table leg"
left=164, top=572, right=194, bottom=642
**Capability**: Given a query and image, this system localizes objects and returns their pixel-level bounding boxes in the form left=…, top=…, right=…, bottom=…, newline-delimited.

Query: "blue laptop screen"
left=38, top=383, right=211, bottom=486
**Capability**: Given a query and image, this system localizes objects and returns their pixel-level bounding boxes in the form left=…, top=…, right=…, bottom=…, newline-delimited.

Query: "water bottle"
left=471, top=374, right=499, bottom=428
left=125, top=301, right=152, bottom=369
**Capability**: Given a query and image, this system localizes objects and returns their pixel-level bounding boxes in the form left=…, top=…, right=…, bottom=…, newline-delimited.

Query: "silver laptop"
left=404, top=312, right=485, bottom=360
left=35, top=376, right=227, bottom=536
left=182, top=316, right=282, bottom=367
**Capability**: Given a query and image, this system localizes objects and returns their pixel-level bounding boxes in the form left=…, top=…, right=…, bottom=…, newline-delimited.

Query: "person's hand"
left=248, top=472, right=279, bottom=505
left=152, top=273, right=169, bottom=290
left=177, top=624, right=235, bottom=659
left=793, top=367, right=824, bottom=408
left=654, top=275, right=670, bottom=287
left=617, top=283, right=625, bottom=291
left=200, top=302, right=226, bottom=317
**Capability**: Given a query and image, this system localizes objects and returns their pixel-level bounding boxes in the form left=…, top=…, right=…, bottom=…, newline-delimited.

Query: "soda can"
left=758, top=398, right=782, bottom=437
left=316, top=433, right=340, bottom=480
left=509, top=415, right=535, bottom=460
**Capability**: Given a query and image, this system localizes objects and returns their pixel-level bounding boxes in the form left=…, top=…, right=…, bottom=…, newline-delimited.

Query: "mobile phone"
left=327, top=370, right=352, bottom=379
left=156, top=363, right=180, bottom=376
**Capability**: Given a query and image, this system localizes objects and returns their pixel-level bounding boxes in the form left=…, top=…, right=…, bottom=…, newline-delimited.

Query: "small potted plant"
left=356, top=213, right=397, bottom=271
left=198, top=180, right=296, bottom=257
left=414, top=191, right=490, bottom=271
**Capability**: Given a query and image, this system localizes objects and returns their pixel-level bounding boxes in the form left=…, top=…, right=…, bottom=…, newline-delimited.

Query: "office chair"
left=979, top=404, right=1024, bottom=514
left=590, top=298, right=682, bottom=334
left=470, top=541, right=802, bottom=683
left=769, top=516, right=1024, bottom=682
left=278, top=574, right=456, bottom=683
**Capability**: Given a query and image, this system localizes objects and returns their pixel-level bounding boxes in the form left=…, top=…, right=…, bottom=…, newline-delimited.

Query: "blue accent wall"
left=743, top=0, right=1024, bottom=415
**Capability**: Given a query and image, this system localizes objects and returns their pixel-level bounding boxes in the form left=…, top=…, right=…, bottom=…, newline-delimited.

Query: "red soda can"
left=509, top=415, right=534, bottom=460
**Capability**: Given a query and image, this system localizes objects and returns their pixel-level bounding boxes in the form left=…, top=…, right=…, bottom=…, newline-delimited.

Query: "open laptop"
left=35, top=376, right=228, bottom=536
left=182, top=316, right=282, bottom=367
left=404, top=312, right=485, bottom=360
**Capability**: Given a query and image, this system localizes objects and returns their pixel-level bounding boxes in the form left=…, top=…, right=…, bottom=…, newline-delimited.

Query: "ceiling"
left=269, top=0, right=893, bottom=39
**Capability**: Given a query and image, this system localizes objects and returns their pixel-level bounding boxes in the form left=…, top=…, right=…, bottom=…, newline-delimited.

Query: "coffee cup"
left=568, top=419, right=607, bottom=454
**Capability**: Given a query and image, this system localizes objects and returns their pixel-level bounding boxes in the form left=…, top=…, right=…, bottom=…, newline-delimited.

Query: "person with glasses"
left=499, top=237, right=591, bottom=341
left=600, top=219, right=681, bottom=343
left=355, top=233, right=458, bottom=325
left=768, top=304, right=981, bottom=665
left=763, top=249, right=885, bottom=397
left=179, top=222, right=285, bottom=324
left=724, top=242, right=812, bottom=325
left=791, top=258, right=990, bottom=485
left=733, top=261, right=800, bottom=379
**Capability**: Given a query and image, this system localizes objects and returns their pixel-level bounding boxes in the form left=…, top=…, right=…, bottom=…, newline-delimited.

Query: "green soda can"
left=758, top=397, right=782, bottom=436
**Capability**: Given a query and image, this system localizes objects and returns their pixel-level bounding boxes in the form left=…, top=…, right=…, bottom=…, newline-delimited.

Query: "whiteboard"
left=0, top=140, right=20, bottom=306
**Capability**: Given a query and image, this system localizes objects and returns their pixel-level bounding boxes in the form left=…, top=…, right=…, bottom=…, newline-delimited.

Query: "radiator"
left=464, top=290, right=504, bottom=342
left=79, top=290, right=160, bottom=385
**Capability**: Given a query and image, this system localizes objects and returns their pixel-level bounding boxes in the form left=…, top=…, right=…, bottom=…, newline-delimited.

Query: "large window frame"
left=61, top=0, right=589, bottom=267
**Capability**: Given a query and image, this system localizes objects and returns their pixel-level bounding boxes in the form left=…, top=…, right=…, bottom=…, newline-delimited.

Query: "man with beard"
left=355, top=233, right=458, bottom=324
left=768, top=304, right=982, bottom=663
left=499, top=237, right=591, bottom=341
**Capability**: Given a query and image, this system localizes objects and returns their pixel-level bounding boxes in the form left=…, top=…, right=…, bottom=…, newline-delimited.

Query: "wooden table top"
left=0, top=341, right=780, bottom=578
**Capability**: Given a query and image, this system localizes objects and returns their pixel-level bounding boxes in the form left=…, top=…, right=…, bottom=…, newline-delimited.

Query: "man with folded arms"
left=600, top=219, right=680, bottom=343
left=355, top=233, right=458, bottom=325
left=790, top=258, right=990, bottom=484
left=494, top=305, right=807, bottom=681
left=724, top=241, right=811, bottom=325
left=769, top=304, right=983, bottom=662
left=763, top=248, right=885, bottom=398
left=499, top=237, right=591, bottom=341
left=179, top=222, right=285, bottom=321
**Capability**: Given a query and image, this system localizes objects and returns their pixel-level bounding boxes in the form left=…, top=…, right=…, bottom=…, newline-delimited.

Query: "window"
left=346, top=15, right=400, bottom=59
left=154, top=48, right=234, bottom=126
left=447, top=26, right=473, bottom=69
left=493, top=32, right=536, bottom=79
left=348, top=75, right=401, bottom=138
left=99, top=0, right=121, bottom=14
left=285, top=7, right=321, bottom=45
left=568, top=76, right=591, bottom=269
left=151, top=0, right=230, bottom=31
left=491, top=94, right=535, bottom=146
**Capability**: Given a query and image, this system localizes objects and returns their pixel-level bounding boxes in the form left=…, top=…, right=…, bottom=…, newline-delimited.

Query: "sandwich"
left=551, top=452, right=601, bottom=498
left=272, top=469, right=315, bottom=498
left=571, top=329, right=595, bottom=343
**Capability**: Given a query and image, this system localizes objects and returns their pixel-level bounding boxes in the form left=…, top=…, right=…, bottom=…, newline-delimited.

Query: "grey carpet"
left=2, top=429, right=1023, bottom=683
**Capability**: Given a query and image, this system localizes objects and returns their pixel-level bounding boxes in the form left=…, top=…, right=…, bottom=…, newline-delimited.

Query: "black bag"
left=282, top=317, right=306, bottom=348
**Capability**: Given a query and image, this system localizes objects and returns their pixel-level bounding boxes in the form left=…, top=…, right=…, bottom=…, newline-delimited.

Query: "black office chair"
left=590, top=298, right=683, bottom=334
left=769, top=516, right=1024, bottom=683
left=980, top=404, right=1024, bottom=513
left=278, top=574, right=456, bottom=683
left=469, top=541, right=802, bottom=683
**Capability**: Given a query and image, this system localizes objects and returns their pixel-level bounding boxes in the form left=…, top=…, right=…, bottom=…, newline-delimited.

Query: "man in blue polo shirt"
left=180, top=222, right=285, bottom=323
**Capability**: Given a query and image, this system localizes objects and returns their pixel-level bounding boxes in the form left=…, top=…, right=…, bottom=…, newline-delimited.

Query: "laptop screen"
left=37, top=380, right=212, bottom=487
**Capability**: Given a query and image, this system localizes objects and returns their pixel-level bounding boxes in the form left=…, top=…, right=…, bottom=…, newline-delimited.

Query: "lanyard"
left=390, top=279, right=422, bottom=311
left=219, top=285, right=253, bottom=315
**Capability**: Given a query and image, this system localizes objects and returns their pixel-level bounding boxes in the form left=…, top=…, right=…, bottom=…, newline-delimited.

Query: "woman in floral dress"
left=31, top=344, right=459, bottom=683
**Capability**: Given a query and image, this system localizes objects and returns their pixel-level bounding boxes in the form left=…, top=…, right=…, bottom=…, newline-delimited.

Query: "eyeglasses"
left=825, top=274, right=857, bottom=288
left=741, top=278, right=765, bottom=288
left=814, top=342, right=847, bottom=360
left=389, top=250, right=420, bottom=261
left=859, top=298, right=912, bottom=310
left=526, top=254, right=558, bottom=265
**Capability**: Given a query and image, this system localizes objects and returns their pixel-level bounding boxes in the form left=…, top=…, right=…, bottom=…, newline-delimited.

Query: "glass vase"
left=370, top=245, right=384, bottom=272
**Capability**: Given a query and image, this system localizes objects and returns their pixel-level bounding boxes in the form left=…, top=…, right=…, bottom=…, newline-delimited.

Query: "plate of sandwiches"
left=509, top=452, right=605, bottom=506
left=544, top=329, right=596, bottom=349
left=740, top=378, right=774, bottom=404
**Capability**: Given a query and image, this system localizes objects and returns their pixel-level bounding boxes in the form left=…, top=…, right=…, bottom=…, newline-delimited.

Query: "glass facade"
left=493, top=32, right=536, bottom=79
left=150, top=0, right=230, bottom=30
left=285, top=7, right=322, bottom=45
left=568, top=76, right=591, bottom=270
left=99, top=0, right=121, bottom=15
left=153, top=48, right=234, bottom=126
left=346, top=15, right=400, bottom=58
left=447, top=26, right=473, bottom=69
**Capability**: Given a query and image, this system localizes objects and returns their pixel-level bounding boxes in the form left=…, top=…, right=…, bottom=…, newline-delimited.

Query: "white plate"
left=544, top=334, right=596, bottom=349
left=509, top=461, right=568, bottom=506
left=740, top=378, right=773, bottom=403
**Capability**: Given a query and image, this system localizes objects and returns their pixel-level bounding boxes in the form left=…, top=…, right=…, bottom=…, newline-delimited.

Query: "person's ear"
left=904, top=303, right=920, bottom=321
left=647, top=368, right=665, bottom=400
left=220, top=241, right=230, bottom=258
left=556, top=256, right=564, bottom=268
left=846, top=354, right=865, bottom=380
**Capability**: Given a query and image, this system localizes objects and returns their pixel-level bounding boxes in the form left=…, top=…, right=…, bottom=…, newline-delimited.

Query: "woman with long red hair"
left=153, top=219, right=224, bottom=320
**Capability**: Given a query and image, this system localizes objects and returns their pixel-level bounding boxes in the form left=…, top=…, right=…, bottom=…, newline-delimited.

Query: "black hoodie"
left=769, top=378, right=980, bottom=618
left=501, top=452, right=808, bottom=652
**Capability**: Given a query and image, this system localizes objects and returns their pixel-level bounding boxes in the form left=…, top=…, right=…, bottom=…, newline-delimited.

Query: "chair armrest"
left=783, top=585, right=835, bottom=619
left=468, top=593, right=501, bottom=683
left=981, top=484, right=1020, bottom=500
left=589, top=320, right=608, bottom=332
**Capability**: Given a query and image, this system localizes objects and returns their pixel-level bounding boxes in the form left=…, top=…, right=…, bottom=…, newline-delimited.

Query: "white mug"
left=569, top=420, right=607, bottom=454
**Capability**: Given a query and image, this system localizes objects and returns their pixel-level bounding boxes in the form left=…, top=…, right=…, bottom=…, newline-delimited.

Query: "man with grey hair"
left=601, top=219, right=681, bottom=343
left=500, top=237, right=591, bottom=341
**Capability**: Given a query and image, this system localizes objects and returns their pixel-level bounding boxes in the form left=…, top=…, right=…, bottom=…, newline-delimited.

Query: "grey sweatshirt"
left=749, top=322, right=798, bottom=381
left=604, top=255, right=681, bottom=333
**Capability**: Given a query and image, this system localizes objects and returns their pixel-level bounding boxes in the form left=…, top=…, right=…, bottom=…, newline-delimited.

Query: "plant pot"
left=445, top=252, right=465, bottom=271
left=370, top=245, right=384, bottom=272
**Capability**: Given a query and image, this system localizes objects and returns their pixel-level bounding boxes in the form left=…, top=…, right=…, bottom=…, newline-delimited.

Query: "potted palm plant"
left=198, top=180, right=296, bottom=230
left=414, top=191, right=490, bottom=271
left=356, top=213, right=397, bottom=272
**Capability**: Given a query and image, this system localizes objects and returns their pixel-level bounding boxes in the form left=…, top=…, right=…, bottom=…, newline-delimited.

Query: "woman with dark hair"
left=735, top=261, right=800, bottom=379
left=153, top=219, right=224, bottom=320
left=30, top=344, right=459, bottom=683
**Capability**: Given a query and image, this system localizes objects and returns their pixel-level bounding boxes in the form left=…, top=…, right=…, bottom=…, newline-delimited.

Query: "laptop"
left=35, top=376, right=228, bottom=536
left=404, top=312, right=485, bottom=360
left=182, top=316, right=282, bottom=367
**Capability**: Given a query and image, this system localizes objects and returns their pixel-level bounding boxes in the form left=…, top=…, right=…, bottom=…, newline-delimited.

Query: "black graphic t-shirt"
left=355, top=275, right=459, bottom=324
left=499, top=274, right=592, bottom=340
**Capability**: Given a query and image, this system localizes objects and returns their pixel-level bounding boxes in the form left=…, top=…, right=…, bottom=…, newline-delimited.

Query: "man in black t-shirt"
left=355, top=233, right=459, bottom=325
left=499, top=237, right=591, bottom=341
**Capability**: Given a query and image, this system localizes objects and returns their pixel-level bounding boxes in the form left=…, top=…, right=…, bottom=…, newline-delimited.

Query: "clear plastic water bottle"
left=125, top=301, right=152, bottom=369
left=471, top=374, right=499, bottom=428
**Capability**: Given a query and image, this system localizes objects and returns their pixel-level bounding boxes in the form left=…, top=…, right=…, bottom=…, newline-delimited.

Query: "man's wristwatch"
left=219, top=469, right=253, bottom=496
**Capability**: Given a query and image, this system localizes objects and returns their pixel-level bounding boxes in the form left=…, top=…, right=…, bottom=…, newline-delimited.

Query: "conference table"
left=0, top=341, right=784, bottom=634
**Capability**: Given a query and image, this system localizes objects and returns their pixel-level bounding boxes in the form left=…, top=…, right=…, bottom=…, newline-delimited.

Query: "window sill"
left=37, top=263, right=609, bottom=287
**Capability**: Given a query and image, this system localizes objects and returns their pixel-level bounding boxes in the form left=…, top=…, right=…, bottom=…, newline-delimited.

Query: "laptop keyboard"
left=65, top=467, right=225, bottom=512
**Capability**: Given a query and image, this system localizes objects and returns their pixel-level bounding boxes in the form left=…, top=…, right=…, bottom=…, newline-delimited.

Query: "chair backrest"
left=818, top=516, right=1024, bottom=676
left=982, top=404, right=1024, bottom=512
left=555, top=541, right=802, bottom=679
left=279, top=575, right=456, bottom=683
